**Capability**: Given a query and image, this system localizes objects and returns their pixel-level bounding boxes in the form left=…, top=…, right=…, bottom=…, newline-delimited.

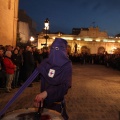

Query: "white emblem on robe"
left=48, top=69, right=55, bottom=78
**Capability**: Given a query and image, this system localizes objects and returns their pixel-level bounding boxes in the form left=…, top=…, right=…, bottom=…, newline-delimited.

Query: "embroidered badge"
left=48, top=69, right=55, bottom=78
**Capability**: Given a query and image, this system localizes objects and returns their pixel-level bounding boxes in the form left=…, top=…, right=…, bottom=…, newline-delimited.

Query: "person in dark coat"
left=34, top=38, right=72, bottom=120
left=37, top=49, right=43, bottom=64
left=11, top=48, right=22, bottom=88
left=23, top=46, right=35, bottom=86
left=0, top=48, right=6, bottom=88
left=42, top=48, right=49, bottom=59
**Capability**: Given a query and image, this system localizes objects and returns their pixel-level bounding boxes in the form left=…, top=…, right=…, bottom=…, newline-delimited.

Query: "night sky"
left=19, top=0, right=120, bottom=36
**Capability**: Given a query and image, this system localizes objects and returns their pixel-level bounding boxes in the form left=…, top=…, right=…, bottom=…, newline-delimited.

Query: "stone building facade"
left=18, top=21, right=30, bottom=43
left=38, top=27, right=120, bottom=54
left=18, top=9, right=37, bottom=44
left=72, top=27, right=108, bottom=38
left=0, top=0, right=19, bottom=47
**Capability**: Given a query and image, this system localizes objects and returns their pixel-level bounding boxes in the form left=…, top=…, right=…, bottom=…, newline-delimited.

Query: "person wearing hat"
left=34, top=38, right=72, bottom=119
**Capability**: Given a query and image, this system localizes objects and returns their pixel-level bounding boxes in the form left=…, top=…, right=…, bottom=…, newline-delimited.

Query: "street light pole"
left=44, top=18, right=49, bottom=47
left=45, top=27, right=47, bottom=47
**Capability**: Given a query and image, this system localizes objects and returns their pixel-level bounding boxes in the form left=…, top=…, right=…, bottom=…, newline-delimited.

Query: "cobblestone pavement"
left=1, top=64, right=120, bottom=120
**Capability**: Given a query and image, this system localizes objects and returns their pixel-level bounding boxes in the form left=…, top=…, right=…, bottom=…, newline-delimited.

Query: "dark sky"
left=19, top=0, right=120, bottom=36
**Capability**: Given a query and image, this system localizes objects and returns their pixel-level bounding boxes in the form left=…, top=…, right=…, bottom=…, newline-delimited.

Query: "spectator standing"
left=42, top=48, right=49, bottom=59
left=5, top=45, right=13, bottom=52
left=3, top=51, right=16, bottom=93
left=11, top=48, right=22, bottom=88
left=37, top=49, right=43, bottom=65
left=17, top=48, right=24, bottom=86
left=0, top=48, right=6, bottom=88
left=23, top=46, right=35, bottom=86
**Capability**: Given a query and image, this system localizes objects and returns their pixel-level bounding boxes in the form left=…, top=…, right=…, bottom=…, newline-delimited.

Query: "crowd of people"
left=0, top=45, right=49, bottom=92
left=1, top=44, right=120, bottom=93
left=69, top=52, right=120, bottom=70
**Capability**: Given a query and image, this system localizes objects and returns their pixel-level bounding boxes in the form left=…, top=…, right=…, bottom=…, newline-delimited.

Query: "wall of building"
left=18, top=9, right=37, bottom=40
left=0, top=0, right=19, bottom=46
left=18, top=21, right=30, bottom=43
left=79, top=27, right=108, bottom=38
left=38, top=32, right=120, bottom=54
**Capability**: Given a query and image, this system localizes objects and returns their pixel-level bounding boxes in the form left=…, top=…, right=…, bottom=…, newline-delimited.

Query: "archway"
left=81, top=46, right=90, bottom=54
left=114, top=48, right=120, bottom=54
left=67, top=45, right=71, bottom=54
left=98, top=47, right=105, bottom=54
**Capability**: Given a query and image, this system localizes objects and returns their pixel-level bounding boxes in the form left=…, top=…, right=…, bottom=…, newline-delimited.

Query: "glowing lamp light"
left=44, top=18, right=49, bottom=30
left=30, top=36, right=34, bottom=42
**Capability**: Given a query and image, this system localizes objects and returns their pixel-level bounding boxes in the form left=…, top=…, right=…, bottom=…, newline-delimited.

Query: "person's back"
left=40, top=58, right=72, bottom=102
left=34, top=38, right=72, bottom=120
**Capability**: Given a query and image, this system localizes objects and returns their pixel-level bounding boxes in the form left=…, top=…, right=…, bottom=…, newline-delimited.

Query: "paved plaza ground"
left=1, top=64, right=120, bottom=120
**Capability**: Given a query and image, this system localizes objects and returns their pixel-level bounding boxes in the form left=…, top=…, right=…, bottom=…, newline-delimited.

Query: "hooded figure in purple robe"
left=34, top=38, right=72, bottom=120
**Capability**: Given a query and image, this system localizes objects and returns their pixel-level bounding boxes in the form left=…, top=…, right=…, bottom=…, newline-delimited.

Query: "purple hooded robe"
left=38, top=38, right=72, bottom=103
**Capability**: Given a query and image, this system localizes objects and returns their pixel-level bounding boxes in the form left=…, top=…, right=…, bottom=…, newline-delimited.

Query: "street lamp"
left=44, top=18, right=49, bottom=47
left=30, top=36, right=34, bottom=46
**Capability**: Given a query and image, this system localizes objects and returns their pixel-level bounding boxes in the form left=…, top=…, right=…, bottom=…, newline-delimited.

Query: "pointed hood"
left=48, top=38, right=70, bottom=67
